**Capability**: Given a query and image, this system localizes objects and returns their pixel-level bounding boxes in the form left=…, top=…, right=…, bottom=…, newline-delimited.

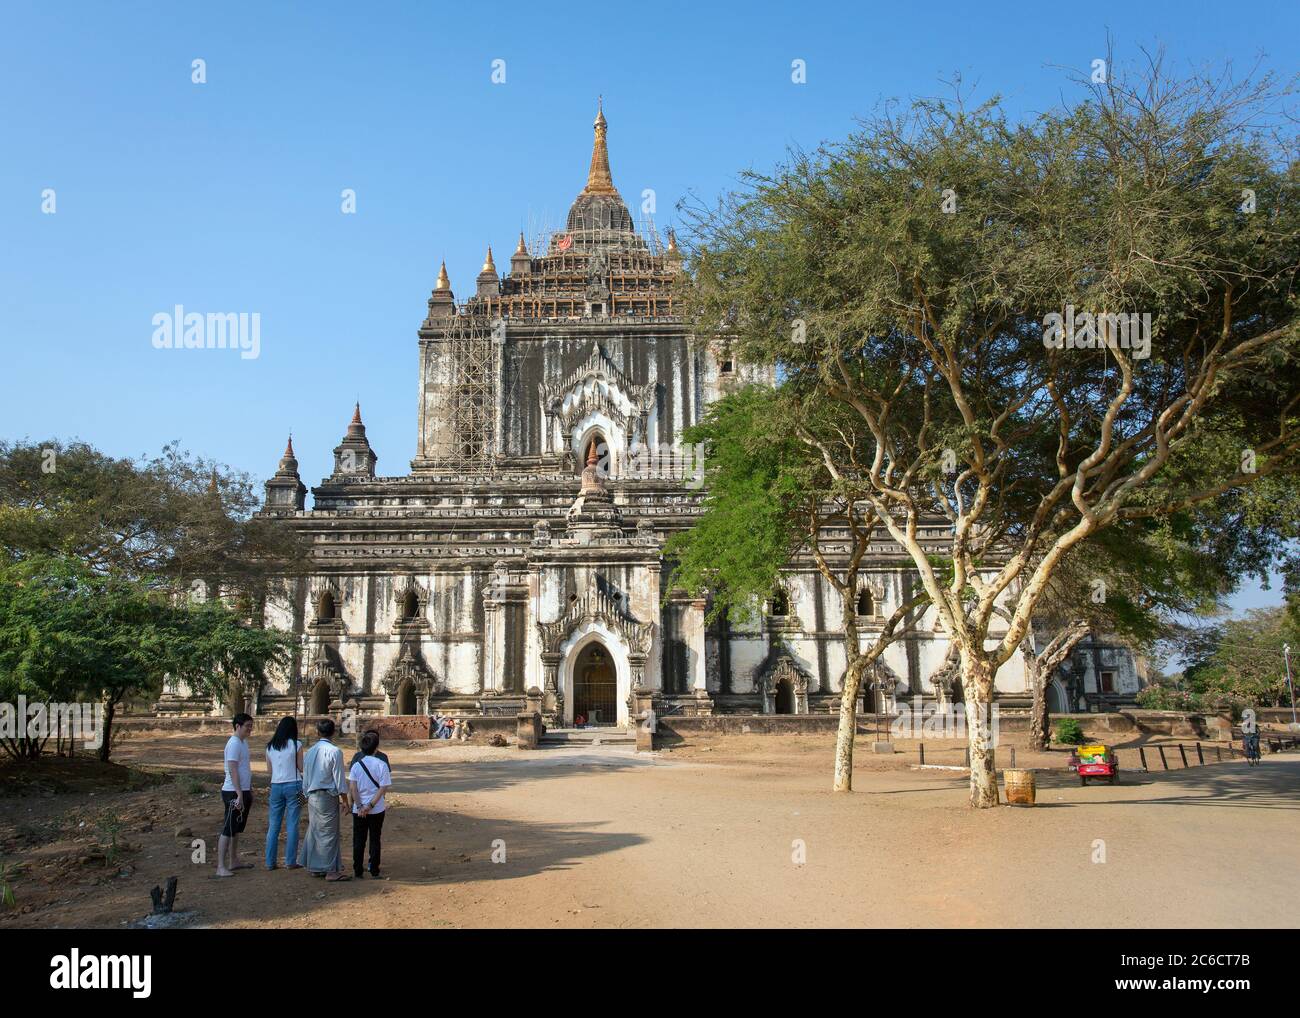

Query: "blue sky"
left=1, top=0, right=1294, bottom=614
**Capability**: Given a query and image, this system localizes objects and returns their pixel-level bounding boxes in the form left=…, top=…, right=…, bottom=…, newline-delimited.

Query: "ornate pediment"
left=300, top=642, right=349, bottom=697
left=759, top=653, right=810, bottom=695
left=380, top=644, right=440, bottom=697
left=538, top=342, right=656, bottom=418
left=538, top=587, right=653, bottom=656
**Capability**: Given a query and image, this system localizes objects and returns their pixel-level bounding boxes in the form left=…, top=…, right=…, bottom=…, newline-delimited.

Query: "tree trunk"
left=833, top=658, right=866, bottom=792
left=1027, top=658, right=1048, bottom=752
left=959, top=653, right=1000, bottom=808
left=98, top=699, right=117, bottom=763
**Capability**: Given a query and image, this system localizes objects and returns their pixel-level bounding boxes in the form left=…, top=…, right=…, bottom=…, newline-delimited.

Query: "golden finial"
left=515, top=231, right=528, bottom=255
left=481, top=245, right=496, bottom=274
left=666, top=228, right=678, bottom=253
left=582, top=98, right=617, bottom=197
left=435, top=260, right=450, bottom=291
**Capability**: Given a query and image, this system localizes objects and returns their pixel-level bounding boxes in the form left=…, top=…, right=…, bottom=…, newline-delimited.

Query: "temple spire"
left=480, top=245, right=496, bottom=274
left=582, top=97, right=617, bottom=197
left=435, top=260, right=450, bottom=291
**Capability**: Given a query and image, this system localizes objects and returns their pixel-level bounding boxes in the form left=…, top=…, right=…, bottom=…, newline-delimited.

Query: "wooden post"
left=919, top=742, right=925, bottom=766
left=964, top=746, right=970, bottom=768
left=1216, top=745, right=1222, bottom=762
left=1138, top=746, right=1148, bottom=772
left=1010, top=747, right=1016, bottom=769
left=1158, top=746, right=1168, bottom=770
left=1196, top=742, right=1205, bottom=765
left=1178, top=744, right=1189, bottom=768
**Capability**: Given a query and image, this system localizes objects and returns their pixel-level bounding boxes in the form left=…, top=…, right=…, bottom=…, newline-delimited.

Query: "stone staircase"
left=540, top=726, right=636, bottom=749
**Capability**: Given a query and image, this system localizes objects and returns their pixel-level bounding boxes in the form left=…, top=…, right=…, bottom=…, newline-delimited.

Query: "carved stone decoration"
left=537, top=587, right=653, bottom=657
left=380, top=644, right=440, bottom=712
left=537, top=342, right=656, bottom=423
left=299, top=643, right=350, bottom=708
left=391, top=577, right=430, bottom=631
left=308, top=578, right=345, bottom=633
left=866, top=657, right=907, bottom=712
left=532, top=519, right=552, bottom=546
left=758, top=653, right=811, bottom=715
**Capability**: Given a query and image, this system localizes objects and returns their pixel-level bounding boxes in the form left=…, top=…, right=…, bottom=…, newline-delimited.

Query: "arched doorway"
left=573, top=642, right=616, bottom=726
left=309, top=679, right=330, bottom=715
left=1046, top=679, right=1069, bottom=715
left=775, top=677, right=795, bottom=714
left=396, top=677, right=416, bottom=715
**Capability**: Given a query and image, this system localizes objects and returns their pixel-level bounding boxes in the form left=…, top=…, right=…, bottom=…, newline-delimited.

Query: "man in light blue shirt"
left=298, top=718, right=349, bottom=880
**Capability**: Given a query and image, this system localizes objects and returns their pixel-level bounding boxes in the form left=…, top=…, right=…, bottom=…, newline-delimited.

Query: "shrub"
left=1053, top=718, right=1086, bottom=745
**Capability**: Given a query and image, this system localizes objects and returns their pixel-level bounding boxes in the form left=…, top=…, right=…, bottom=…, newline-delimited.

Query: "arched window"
left=770, top=589, right=789, bottom=617
left=401, top=590, right=419, bottom=622
left=317, top=591, right=336, bottom=623
left=856, top=589, right=873, bottom=616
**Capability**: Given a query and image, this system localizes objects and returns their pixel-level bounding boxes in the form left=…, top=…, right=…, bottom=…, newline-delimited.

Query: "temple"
left=159, top=104, right=1145, bottom=725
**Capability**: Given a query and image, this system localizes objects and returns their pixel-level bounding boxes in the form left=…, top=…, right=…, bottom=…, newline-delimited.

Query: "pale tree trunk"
left=1027, top=656, right=1048, bottom=751
left=959, top=652, right=1000, bottom=808
left=833, top=658, right=867, bottom=792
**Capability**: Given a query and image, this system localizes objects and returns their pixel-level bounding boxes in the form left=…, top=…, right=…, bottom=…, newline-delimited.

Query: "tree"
left=666, top=385, right=928, bottom=791
left=1179, top=606, right=1299, bottom=709
left=0, top=439, right=307, bottom=606
left=0, top=556, right=292, bottom=762
left=685, top=58, right=1300, bottom=806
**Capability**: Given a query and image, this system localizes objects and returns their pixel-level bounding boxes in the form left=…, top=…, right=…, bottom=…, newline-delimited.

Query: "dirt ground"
left=1, top=729, right=1295, bottom=928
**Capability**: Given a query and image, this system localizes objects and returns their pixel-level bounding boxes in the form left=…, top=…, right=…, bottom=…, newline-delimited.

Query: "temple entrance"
left=573, top=642, right=617, bottom=726
left=309, top=679, right=330, bottom=715
left=774, top=677, right=795, bottom=714
left=396, top=678, right=416, bottom=715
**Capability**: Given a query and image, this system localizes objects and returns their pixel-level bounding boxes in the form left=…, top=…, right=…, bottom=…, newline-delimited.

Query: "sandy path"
left=3, top=733, right=1295, bottom=928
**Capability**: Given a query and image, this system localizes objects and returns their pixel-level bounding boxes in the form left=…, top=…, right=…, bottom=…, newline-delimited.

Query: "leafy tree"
left=1180, top=606, right=1299, bottom=709
left=0, top=556, right=291, bottom=762
left=684, top=58, right=1300, bottom=806
left=666, top=385, right=927, bottom=791
left=0, top=439, right=307, bottom=606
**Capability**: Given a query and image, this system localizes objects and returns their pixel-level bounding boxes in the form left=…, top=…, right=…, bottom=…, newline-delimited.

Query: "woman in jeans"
left=264, top=716, right=305, bottom=869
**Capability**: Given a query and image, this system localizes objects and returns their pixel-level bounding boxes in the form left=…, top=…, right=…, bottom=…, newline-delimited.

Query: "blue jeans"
left=265, top=780, right=302, bottom=868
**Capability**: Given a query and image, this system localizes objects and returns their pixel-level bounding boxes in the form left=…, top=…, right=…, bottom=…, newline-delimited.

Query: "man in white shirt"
left=299, top=718, right=350, bottom=880
left=216, top=713, right=254, bottom=878
left=348, top=731, right=392, bottom=879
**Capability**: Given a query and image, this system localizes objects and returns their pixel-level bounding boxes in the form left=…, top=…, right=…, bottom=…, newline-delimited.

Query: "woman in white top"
left=264, top=716, right=305, bottom=870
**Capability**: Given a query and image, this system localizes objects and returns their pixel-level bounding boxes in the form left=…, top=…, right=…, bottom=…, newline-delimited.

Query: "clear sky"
left=1, top=0, right=1295, bottom=614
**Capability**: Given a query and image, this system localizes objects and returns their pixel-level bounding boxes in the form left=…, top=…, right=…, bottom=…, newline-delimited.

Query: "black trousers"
left=352, top=811, right=385, bottom=876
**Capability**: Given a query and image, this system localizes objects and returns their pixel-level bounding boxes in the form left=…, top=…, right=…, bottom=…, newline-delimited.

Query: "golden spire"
left=480, top=245, right=496, bottom=274
left=515, top=231, right=528, bottom=255
left=435, top=260, right=450, bottom=291
left=582, top=97, right=618, bottom=197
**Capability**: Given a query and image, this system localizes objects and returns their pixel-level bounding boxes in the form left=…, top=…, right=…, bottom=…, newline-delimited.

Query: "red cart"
left=1069, top=743, right=1119, bottom=786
